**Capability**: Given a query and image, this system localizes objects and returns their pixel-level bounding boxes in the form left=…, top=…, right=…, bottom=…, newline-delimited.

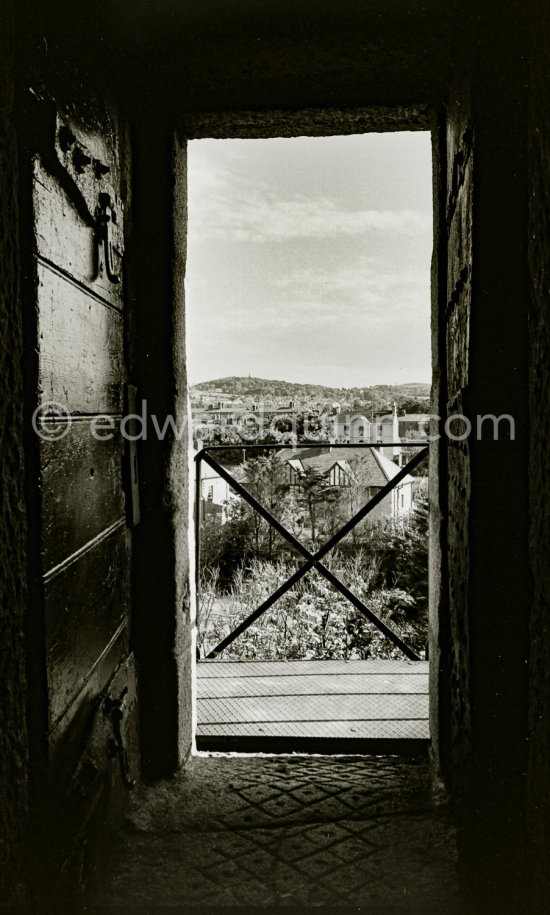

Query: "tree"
left=398, top=399, right=431, bottom=415
left=296, top=413, right=333, bottom=442
left=238, top=454, right=292, bottom=560
left=296, top=466, right=340, bottom=547
left=333, top=454, right=377, bottom=545
left=362, top=486, right=429, bottom=633
left=200, top=454, right=298, bottom=590
left=199, top=497, right=254, bottom=591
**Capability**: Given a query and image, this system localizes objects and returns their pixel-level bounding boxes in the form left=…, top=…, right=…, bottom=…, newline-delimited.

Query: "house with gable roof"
left=278, top=445, right=414, bottom=524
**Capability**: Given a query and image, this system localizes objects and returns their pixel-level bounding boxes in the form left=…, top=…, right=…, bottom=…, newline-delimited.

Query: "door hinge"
left=104, top=687, right=136, bottom=790
left=125, top=384, right=141, bottom=527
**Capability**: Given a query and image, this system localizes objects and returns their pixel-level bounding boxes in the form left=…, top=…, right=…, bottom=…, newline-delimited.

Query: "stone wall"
left=527, top=0, right=550, bottom=906
left=129, top=117, right=194, bottom=777
left=443, top=73, right=474, bottom=796
left=443, top=2, right=533, bottom=906
left=0, top=1, right=30, bottom=900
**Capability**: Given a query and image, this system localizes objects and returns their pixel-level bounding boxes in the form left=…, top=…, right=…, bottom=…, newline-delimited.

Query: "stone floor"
left=92, top=754, right=459, bottom=911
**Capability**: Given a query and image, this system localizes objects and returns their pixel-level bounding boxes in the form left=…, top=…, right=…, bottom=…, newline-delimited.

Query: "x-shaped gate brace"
left=195, top=444, right=429, bottom=662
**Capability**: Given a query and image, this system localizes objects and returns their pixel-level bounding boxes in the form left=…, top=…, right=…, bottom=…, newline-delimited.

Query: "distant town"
left=191, top=375, right=431, bottom=460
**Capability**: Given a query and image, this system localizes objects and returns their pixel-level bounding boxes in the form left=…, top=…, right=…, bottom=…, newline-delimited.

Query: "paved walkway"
left=93, top=754, right=458, bottom=911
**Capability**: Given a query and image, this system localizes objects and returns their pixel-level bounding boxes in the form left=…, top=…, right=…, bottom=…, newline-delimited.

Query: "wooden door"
left=30, top=106, right=138, bottom=880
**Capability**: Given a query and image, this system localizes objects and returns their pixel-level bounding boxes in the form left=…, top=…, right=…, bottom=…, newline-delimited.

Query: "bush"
left=198, top=547, right=427, bottom=661
left=197, top=468, right=429, bottom=661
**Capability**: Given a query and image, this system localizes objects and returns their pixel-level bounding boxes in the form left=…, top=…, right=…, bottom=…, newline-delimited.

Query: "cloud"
left=268, top=259, right=429, bottom=321
left=188, top=162, right=430, bottom=243
left=273, top=260, right=426, bottom=294
left=188, top=253, right=429, bottom=345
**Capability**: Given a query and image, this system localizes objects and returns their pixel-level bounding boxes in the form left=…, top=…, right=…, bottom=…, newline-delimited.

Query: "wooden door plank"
left=197, top=672, right=428, bottom=699
left=37, top=262, right=124, bottom=415
left=46, top=525, right=129, bottom=727
left=198, top=692, right=429, bottom=724
left=41, top=421, right=126, bottom=573
left=196, top=720, right=429, bottom=740
left=197, top=659, right=427, bottom=677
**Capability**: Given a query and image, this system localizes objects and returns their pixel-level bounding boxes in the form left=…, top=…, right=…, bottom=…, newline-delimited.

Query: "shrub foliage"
left=197, top=459, right=429, bottom=661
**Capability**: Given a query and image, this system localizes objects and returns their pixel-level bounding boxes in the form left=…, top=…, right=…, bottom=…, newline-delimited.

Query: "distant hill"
left=191, top=376, right=431, bottom=406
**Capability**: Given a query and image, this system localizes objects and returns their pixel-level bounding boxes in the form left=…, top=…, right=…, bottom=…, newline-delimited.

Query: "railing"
left=194, top=442, right=429, bottom=661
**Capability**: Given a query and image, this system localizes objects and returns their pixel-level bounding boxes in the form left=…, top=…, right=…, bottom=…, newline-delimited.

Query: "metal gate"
left=195, top=443, right=428, bottom=661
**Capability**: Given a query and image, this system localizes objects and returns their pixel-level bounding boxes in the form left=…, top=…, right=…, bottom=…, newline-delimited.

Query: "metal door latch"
left=97, top=192, right=121, bottom=284
left=104, top=687, right=136, bottom=790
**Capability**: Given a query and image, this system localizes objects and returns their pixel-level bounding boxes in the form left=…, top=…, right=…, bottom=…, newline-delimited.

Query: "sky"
left=185, top=132, right=432, bottom=388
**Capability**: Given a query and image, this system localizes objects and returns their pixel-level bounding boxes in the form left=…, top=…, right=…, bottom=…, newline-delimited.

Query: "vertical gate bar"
left=195, top=451, right=202, bottom=600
